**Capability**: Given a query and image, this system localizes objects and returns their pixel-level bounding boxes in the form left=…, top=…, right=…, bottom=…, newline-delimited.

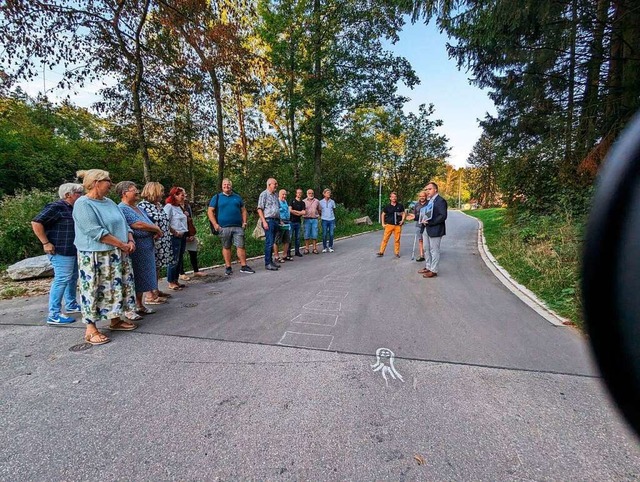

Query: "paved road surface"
left=1, top=211, right=638, bottom=480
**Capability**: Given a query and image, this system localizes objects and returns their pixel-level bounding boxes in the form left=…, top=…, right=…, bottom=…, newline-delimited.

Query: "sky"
left=385, top=19, right=496, bottom=168
left=17, top=18, right=495, bottom=169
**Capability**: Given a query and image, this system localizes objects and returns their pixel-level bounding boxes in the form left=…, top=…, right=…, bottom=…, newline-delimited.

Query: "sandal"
left=85, top=331, right=110, bottom=345
left=135, top=306, right=156, bottom=315
left=109, top=319, right=138, bottom=331
left=167, top=285, right=183, bottom=291
left=124, top=311, right=143, bottom=321
left=275, top=257, right=285, bottom=263
left=145, top=297, right=167, bottom=305
left=156, top=290, right=172, bottom=298
left=303, top=248, right=309, bottom=255
left=284, top=256, right=293, bottom=261
left=312, top=249, right=319, bottom=254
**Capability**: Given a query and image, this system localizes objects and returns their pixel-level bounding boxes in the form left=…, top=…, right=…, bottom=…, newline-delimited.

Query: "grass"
left=465, top=208, right=583, bottom=328
left=183, top=207, right=377, bottom=271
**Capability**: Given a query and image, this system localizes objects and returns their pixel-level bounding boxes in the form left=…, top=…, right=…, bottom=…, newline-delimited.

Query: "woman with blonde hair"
left=138, top=181, right=174, bottom=302
left=73, top=169, right=137, bottom=345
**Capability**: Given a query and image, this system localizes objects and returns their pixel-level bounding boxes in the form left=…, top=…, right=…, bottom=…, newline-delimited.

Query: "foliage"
left=465, top=207, right=584, bottom=327
left=0, top=189, right=56, bottom=265
left=408, top=0, right=640, bottom=216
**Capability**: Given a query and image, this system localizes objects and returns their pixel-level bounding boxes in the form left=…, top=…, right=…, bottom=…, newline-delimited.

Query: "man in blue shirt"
left=208, top=178, right=255, bottom=275
left=31, top=183, right=84, bottom=325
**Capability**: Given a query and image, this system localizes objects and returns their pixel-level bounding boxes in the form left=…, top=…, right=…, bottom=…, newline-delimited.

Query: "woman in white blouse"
left=163, top=187, right=189, bottom=291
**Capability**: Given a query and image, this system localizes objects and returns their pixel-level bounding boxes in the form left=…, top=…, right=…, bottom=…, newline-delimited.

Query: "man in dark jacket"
left=418, top=182, right=448, bottom=278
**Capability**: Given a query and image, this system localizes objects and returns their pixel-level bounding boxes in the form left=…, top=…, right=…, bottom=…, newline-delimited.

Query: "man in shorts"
left=208, top=178, right=255, bottom=275
left=303, top=189, right=321, bottom=254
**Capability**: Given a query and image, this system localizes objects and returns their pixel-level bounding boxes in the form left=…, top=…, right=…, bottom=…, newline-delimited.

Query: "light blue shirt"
left=73, top=196, right=131, bottom=252
left=320, top=198, right=336, bottom=221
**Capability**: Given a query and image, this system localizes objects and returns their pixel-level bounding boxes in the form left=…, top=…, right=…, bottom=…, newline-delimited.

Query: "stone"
left=6, top=255, right=54, bottom=280
left=354, top=216, right=373, bottom=226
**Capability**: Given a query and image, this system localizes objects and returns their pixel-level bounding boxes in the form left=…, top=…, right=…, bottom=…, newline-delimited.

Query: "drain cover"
left=69, top=343, right=92, bottom=352
left=182, top=302, right=199, bottom=308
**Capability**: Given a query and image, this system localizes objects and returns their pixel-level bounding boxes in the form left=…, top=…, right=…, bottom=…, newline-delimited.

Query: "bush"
left=0, top=189, right=57, bottom=266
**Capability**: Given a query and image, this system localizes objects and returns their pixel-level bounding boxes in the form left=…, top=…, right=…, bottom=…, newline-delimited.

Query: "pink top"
left=304, top=198, right=320, bottom=218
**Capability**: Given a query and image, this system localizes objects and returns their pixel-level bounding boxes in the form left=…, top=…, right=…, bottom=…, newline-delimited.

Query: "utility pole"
left=458, top=169, right=462, bottom=210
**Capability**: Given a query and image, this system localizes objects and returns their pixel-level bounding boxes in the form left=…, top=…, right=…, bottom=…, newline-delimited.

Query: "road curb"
left=461, top=212, right=568, bottom=327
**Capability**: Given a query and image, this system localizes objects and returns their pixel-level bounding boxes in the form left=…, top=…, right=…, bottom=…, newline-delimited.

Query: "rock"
left=7, top=255, right=54, bottom=280
left=354, top=216, right=373, bottom=226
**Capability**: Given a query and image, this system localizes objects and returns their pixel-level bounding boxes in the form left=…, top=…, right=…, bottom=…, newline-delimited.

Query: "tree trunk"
left=210, top=67, right=226, bottom=188
left=235, top=88, right=248, bottom=178
left=562, top=0, right=577, bottom=176
left=312, top=0, right=322, bottom=193
left=288, top=36, right=299, bottom=183
left=577, top=0, right=609, bottom=158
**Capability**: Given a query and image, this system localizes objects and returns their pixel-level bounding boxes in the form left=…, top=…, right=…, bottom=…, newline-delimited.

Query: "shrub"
left=0, top=189, right=57, bottom=266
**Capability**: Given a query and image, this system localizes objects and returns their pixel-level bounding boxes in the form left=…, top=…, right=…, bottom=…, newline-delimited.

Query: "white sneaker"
left=322, top=248, right=328, bottom=253
left=328, top=247, right=334, bottom=253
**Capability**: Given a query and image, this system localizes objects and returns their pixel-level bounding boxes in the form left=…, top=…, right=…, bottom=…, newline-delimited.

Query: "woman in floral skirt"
left=73, top=169, right=137, bottom=345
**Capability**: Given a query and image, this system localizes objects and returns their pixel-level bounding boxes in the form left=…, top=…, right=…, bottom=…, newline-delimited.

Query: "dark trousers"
left=168, top=235, right=187, bottom=282
left=180, top=250, right=199, bottom=274
left=264, top=218, right=279, bottom=266
left=290, top=221, right=302, bottom=254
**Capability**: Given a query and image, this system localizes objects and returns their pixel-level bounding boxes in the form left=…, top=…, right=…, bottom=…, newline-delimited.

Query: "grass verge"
left=464, top=208, right=583, bottom=328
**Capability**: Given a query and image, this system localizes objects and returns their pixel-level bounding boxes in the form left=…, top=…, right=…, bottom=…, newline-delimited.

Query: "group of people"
left=377, top=182, right=448, bottom=278
left=31, top=169, right=208, bottom=345
left=254, top=178, right=336, bottom=271
left=31, top=171, right=340, bottom=346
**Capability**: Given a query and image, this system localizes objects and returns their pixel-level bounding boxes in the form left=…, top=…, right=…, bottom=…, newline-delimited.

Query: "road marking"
left=371, top=347, right=404, bottom=386
left=278, top=331, right=334, bottom=350
left=317, top=290, right=349, bottom=299
left=303, top=300, right=341, bottom=312
left=291, top=312, right=338, bottom=327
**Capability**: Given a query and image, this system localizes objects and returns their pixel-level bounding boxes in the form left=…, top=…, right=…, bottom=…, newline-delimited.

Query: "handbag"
left=184, top=204, right=197, bottom=237
left=209, top=194, right=220, bottom=235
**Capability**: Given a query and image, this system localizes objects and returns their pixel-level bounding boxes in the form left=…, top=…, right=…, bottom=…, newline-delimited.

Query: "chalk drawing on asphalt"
left=371, top=347, right=404, bottom=386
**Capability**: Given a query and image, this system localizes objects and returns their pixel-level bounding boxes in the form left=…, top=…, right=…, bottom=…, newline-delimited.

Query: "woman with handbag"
left=179, top=196, right=206, bottom=280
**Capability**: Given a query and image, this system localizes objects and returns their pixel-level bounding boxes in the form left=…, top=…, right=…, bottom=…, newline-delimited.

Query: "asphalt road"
left=1, top=211, right=639, bottom=480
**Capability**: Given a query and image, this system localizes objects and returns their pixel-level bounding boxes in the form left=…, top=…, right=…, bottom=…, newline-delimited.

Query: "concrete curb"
left=461, top=212, right=568, bottom=327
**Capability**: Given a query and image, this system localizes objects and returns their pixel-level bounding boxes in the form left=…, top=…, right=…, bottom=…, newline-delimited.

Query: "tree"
left=467, top=133, right=502, bottom=207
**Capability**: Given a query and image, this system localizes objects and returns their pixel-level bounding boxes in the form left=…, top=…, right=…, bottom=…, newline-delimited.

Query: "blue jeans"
left=322, top=219, right=335, bottom=249
left=48, top=254, right=78, bottom=316
left=290, top=221, right=301, bottom=254
left=167, top=235, right=187, bottom=283
left=264, top=218, right=279, bottom=266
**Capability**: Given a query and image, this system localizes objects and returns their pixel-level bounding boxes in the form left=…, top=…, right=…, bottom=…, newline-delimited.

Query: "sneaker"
left=47, top=314, right=76, bottom=325
left=376, top=252, right=384, bottom=257
left=416, top=257, right=425, bottom=262
left=322, top=248, right=328, bottom=253
left=328, top=247, right=334, bottom=253
left=265, top=264, right=279, bottom=271
left=295, top=253, right=303, bottom=257
left=395, top=254, right=401, bottom=258
left=272, top=261, right=282, bottom=268
left=65, top=302, right=81, bottom=313
left=240, top=265, right=255, bottom=274
left=225, top=266, right=233, bottom=276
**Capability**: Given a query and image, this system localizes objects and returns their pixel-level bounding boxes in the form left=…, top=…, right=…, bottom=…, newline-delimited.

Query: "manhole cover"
left=182, top=302, right=199, bottom=308
left=207, top=291, right=221, bottom=296
left=69, top=343, right=92, bottom=352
